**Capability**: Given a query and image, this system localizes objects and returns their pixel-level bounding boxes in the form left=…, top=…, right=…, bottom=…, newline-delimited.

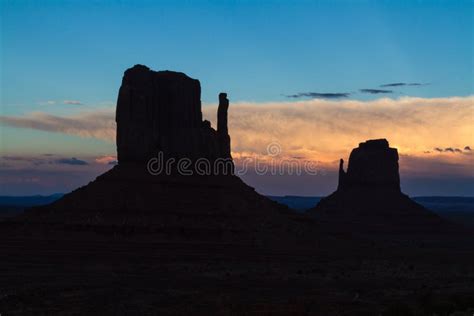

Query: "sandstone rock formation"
left=116, top=64, right=232, bottom=167
left=217, top=93, right=231, bottom=159
left=337, top=139, right=400, bottom=191
left=309, top=139, right=444, bottom=231
left=22, top=65, right=310, bottom=244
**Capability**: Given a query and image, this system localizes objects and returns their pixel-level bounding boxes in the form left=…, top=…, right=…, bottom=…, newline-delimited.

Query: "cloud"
left=383, top=152, right=473, bottom=180
left=204, top=96, right=473, bottom=176
left=1, top=96, right=473, bottom=196
left=1, top=96, right=473, bottom=178
left=55, top=157, right=88, bottom=165
left=285, top=92, right=350, bottom=99
left=1, top=154, right=117, bottom=174
left=95, top=155, right=117, bottom=164
left=0, top=167, right=110, bottom=195
left=380, top=82, right=427, bottom=87
left=432, top=147, right=471, bottom=154
left=63, top=100, right=83, bottom=105
left=0, top=109, right=115, bottom=142
left=1, top=155, right=49, bottom=166
left=2, top=155, right=29, bottom=161
left=359, top=89, right=393, bottom=94
left=38, top=100, right=56, bottom=105
left=38, top=100, right=84, bottom=105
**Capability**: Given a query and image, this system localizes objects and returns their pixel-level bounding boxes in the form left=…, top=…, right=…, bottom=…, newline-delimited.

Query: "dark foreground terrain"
left=1, top=219, right=474, bottom=316
left=3, top=195, right=473, bottom=224
left=2, top=194, right=474, bottom=315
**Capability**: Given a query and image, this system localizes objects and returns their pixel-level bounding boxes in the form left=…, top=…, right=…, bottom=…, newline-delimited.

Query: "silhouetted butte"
left=23, top=65, right=309, bottom=244
left=309, top=139, right=446, bottom=231
left=116, top=65, right=232, bottom=165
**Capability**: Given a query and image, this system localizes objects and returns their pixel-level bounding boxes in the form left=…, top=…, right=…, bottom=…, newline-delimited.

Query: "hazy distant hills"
left=0, top=194, right=64, bottom=218
left=267, top=196, right=322, bottom=212
left=412, top=196, right=474, bottom=213
left=1, top=193, right=473, bottom=227
left=411, top=196, right=474, bottom=228
left=269, top=195, right=474, bottom=228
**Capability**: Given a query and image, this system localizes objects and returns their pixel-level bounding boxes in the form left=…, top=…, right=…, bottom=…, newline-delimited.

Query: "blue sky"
left=0, top=0, right=473, bottom=195
left=2, top=0, right=472, bottom=115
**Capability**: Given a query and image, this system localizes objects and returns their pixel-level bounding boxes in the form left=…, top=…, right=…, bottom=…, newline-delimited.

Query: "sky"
left=0, top=0, right=473, bottom=196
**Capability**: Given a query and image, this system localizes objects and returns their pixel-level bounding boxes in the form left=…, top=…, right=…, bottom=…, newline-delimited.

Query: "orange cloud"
left=0, top=110, right=115, bottom=142
left=95, top=155, right=117, bottom=164
left=1, top=96, right=473, bottom=178
left=202, top=96, right=473, bottom=176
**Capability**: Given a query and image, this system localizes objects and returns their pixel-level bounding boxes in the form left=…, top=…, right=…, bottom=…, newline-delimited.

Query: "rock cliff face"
left=309, top=139, right=443, bottom=230
left=116, top=65, right=231, bottom=166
